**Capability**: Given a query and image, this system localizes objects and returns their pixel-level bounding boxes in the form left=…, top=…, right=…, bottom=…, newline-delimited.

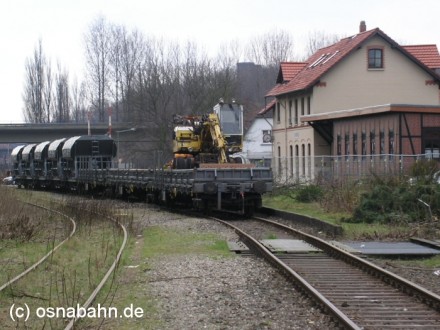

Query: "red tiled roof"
left=277, top=62, right=307, bottom=83
left=267, top=28, right=440, bottom=97
left=267, top=29, right=378, bottom=97
left=402, top=44, right=440, bottom=69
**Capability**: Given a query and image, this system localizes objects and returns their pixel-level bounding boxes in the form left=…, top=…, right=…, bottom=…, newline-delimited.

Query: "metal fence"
left=273, top=154, right=439, bottom=184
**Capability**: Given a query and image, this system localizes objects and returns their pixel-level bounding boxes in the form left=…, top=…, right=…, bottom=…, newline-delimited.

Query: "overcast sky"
left=1, top=0, right=439, bottom=123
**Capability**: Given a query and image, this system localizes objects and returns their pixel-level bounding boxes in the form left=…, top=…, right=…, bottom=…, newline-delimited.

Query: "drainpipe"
left=264, top=96, right=274, bottom=171
left=283, top=98, right=288, bottom=183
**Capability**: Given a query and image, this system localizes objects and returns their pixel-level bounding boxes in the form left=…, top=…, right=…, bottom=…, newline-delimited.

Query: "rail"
left=254, top=216, right=440, bottom=311
left=64, top=211, right=128, bottom=329
left=0, top=202, right=76, bottom=292
left=211, top=217, right=361, bottom=329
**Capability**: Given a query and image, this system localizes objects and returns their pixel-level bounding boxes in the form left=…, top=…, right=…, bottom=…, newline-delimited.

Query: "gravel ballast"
left=118, top=205, right=440, bottom=329
left=136, top=209, right=333, bottom=329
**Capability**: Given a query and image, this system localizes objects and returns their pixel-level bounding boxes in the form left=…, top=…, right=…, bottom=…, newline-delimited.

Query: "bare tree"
left=180, top=41, right=216, bottom=114
left=43, top=61, right=54, bottom=122
left=217, top=39, right=243, bottom=65
left=109, top=25, right=146, bottom=121
left=84, top=15, right=112, bottom=122
left=54, top=63, right=70, bottom=122
left=23, top=39, right=52, bottom=123
left=304, top=30, right=342, bottom=58
left=209, top=41, right=240, bottom=103
left=71, top=77, right=87, bottom=123
left=246, top=29, right=295, bottom=66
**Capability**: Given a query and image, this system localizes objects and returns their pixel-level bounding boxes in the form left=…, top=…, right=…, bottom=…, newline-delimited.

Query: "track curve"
left=0, top=202, right=76, bottom=293
left=213, top=216, right=440, bottom=329
left=64, top=212, right=128, bottom=330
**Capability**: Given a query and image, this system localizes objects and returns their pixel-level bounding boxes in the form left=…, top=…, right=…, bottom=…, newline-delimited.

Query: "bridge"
left=0, top=123, right=133, bottom=143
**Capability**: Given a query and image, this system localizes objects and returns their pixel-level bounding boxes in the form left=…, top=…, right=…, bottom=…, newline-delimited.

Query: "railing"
left=273, top=153, right=439, bottom=184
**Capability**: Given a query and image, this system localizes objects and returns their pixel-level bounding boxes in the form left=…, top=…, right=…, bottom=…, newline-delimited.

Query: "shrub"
left=295, top=184, right=323, bottom=203
left=349, top=178, right=440, bottom=224
left=410, top=159, right=439, bottom=184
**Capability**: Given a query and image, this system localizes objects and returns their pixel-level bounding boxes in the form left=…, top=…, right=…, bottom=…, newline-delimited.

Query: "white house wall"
left=243, top=117, right=273, bottom=163
left=312, top=36, right=440, bottom=113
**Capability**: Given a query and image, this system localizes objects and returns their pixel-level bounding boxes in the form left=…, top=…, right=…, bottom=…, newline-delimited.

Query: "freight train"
left=10, top=134, right=273, bottom=216
left=11, top=100, right=273, bottom=215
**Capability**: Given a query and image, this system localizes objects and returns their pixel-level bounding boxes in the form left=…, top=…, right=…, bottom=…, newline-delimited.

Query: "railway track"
left=65, top=209, right=128, bottom=329
left=0, top=197, right=128, bottom=329
left=214, top=216, right=440, bottom=329
left=0, top=202, right=77, bottom=293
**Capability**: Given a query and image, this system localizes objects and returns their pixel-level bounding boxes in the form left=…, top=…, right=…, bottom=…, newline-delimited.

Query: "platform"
left=229, top=239, right=440, bottom=257
left=334, top=241, right=440, bottom=256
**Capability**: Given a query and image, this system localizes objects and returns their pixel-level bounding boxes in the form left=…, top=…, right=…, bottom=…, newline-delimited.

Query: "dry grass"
left=0, top=189, right=124, bottom=329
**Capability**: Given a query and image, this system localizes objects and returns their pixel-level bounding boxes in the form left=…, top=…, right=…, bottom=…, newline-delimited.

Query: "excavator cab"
left=213, top=100, right=243, bottom=154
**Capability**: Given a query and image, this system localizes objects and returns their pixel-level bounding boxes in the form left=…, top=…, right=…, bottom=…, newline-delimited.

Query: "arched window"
left=277, top=146, right=282, bottom=173
left=289, top=145, right=293, bottom=177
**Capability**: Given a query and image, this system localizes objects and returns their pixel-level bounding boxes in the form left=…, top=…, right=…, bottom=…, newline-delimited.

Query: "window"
left=368, top=48, right=383, bottom=69
left=361, top=132, right=367, bottom=159
left=370, top=130, right=376, bottom=155
left=389, top=129, right=395, bottom=156
left=307, top=143, right=312, bottom=177
left=345, top=133, right=350, bottom=159
left=276, top=103, right=280, bottom=123
left=289, top=145, right=293, bottom=176
left=423, top=128, right=440, bottom=159
left=307, top=96, right=311, bottom=115
left=295, top=145, right=299, bottom=178
left=294, top=99, right=298, bottom=125
left=353, top=132, right=358, bottom=158
left=380, top=130, right=385, bottom=157
left=288, top=100, right=292, bottom=126
left=277, top=146, right=282, bottom=173
left=302, top=144, right=306, bottom=176
left=337, top=134, right=342, bottom=156
left=301, top=97, right=305, bottom=117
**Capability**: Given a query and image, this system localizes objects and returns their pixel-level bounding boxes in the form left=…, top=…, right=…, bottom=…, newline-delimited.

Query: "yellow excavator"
left=172, top=102, right=243, bottom=169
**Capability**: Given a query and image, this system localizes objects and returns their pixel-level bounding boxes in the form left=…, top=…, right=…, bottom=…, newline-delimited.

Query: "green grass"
left=263, top=194, right=350, bottom=225
left=78, top=236, right=161, bottom=330
left=413, top=255, right=440, bottom=268
left=80, top=225, right=233, bottom=329
left=80, top=224, right=233, bottom=328
left=0, top=241, right=54, bottom=282
left=263, top=193, right=418, bottom=239
left=376, top=255, right=440, bottom=270
left=341, top=222, right=413, bottom=239
left=0, top=214, right=123, bottom=329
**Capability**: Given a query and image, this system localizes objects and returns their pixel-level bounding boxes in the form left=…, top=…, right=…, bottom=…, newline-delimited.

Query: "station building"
left=266, top=21, right=440, bottom=182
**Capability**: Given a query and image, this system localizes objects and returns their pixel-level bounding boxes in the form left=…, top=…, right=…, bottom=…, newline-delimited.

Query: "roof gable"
left=276, top=62, right=307, bottom=83
left=267, top=28, right=440, bottom=97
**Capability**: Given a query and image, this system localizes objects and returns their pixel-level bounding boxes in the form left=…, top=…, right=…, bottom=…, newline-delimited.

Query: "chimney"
left=359, top=21, right=366, bottom=33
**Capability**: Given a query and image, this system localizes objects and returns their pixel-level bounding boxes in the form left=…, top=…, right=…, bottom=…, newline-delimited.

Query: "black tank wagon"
left=11, top=145, right=25, bottom=178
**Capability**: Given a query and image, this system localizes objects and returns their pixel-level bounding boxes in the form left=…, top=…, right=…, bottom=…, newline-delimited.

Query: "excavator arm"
left=204, top=113, right=228, bottom=163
